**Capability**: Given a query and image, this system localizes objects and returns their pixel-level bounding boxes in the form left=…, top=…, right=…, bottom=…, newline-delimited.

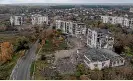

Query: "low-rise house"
left=87, top=28, right=114, bottom=50
left=83, top=48, right=125, bottom=70
left=31, top=14, right=48, bottom=25
left=10, top=16, right=24, bottom=26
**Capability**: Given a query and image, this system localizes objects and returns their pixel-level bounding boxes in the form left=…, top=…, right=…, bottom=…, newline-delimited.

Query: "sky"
left=0, top=0, right=133, bottom=4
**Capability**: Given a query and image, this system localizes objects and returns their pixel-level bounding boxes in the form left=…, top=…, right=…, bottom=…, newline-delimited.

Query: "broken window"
left=102, top=62, right=105, bottom=67
left=113, top=61, right=116, bottom=65
left=120, top=59, right=124, bottom=63
left=94, top=64, right=98, bottom=67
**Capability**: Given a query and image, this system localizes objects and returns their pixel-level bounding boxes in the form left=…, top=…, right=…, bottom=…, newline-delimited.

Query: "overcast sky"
left=0, top=0, right=133, bottom=4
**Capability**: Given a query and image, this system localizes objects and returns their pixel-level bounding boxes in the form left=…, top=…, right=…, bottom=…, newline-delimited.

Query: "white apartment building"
left=55, top=20, right=74, bottom=35
left=83, top=48, right=125, bottom=70
left=55, top=20, right=87, bottom=37
left=101, top=16, right=131, bottom=28
left=75, top=23, right=86, bottom=38
left=31, top=14, right=48, bottom=25
left=130, top=8, right=133, bottom=13
left=87, top=28, right=114, bottom=50
left=10, top=16, right=23, bottom=26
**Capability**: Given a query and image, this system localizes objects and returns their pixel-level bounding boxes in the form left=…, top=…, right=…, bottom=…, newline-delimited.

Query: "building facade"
left=55, top=20, right=87, bottom=38
left=31, top=14, right=48, bottom=25
left=83, top=48, right=125, bottom=70
left=10, top=16, right=24, bottom=26
left=130, top=8, right=133, bottom=13
left=101, top=16, right=132, bottom=28
left=87, top=28, right=114, bottom=50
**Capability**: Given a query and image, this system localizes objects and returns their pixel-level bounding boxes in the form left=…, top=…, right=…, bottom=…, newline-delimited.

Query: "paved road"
left=10, top=40, right=39, bottom=80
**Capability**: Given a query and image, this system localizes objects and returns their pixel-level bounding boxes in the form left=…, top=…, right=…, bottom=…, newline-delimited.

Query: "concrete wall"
left=87, top=29, right=97, bottom=48
left=84, top=58, right=110, bottom=70
left=101, top=15, right=131, bottom=28
left=111, top=58, right=125, bottom=67
left=31, top=15, right=48, bottom=25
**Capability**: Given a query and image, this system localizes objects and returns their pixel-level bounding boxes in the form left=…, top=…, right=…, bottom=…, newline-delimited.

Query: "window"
left=117, top=60, right=120, bottom=64
left=113, top=61, right=116, bottom=65
left=102, top=62, right=105, bottom=66
left=121, top=59, right=124, bottom=63
left=94, top=64, right=98, bottom=67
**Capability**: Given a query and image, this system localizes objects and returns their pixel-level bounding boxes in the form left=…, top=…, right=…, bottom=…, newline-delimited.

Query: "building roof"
left=85, top=48, right=123, bottom=62
left=89, top=28, right=112, bottom=35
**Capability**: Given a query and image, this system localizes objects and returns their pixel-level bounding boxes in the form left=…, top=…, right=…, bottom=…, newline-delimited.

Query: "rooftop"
left=89, top=28, right=112, bottom=35
left=85, top=48, right=123, bottom=62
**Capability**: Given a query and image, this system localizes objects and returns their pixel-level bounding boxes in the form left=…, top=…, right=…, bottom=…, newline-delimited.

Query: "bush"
left=14, top=37, right=30, bottom=52
left=41, top=55, right=46, bottom=60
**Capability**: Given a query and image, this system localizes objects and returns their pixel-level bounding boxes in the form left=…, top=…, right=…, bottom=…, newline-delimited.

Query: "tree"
left=41, top=55, right=46, bottom=60
left=75, top=64, right=86, bottom=79
left=15, top=37, right=30, bottom=52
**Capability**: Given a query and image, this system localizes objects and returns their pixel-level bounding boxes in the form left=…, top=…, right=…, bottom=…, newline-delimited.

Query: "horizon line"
left=1, top=3, right=133, bottom=4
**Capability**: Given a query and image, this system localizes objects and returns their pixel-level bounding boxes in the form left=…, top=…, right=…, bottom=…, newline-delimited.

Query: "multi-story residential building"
left=75, top=23, right=86, bottom=38
left=10, top=16, right=24, bottom=26
left=101, top=16, right=131, bottom=28
left=56, top=20, right=73, bottom=34
left=31, top=14, right=48, bottom=25
left=55, top=20, right=87, bottom=38
left=129, top=18, right=133, bottom=28
left=87, top=28, right=114, bottom=50
left=83, top=48, right=125, bottom=70
left=130, top=8, right=133, bottom=13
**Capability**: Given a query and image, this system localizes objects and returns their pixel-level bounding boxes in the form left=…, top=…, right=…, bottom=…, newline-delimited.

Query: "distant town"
left=0, top=4, right=133, bottom=80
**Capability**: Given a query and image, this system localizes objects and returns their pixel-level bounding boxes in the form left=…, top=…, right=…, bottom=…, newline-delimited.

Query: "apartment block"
left=101, top=16, right=131, bottom=28
left=10, top=16, right=24, bottom=26
left=87, top=28, right=114, bottom=50
left=55, top=20, right=87, bottom=37
left=31, top=14, right=48, bottom=25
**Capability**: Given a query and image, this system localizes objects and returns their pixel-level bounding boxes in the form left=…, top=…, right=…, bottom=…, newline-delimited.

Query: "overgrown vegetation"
left=0, top=34, right=30, bottom=79
left=30, top=61, right=35, bottom=78
left=0, top=51, right=24, bottom=80
left=14, top=36, right=30, bottom=53
left=33, top=29, right=69, bottom=80
left=39, top=29, right=68, bottom=54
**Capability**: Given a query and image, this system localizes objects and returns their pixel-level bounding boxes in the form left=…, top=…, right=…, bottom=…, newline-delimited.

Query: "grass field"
left=0, top=34, right=19, bottom=44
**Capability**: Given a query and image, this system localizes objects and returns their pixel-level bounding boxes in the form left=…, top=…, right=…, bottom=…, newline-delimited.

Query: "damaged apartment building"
left=31, top=14, right=49, bottom=25
left=10, top=14, right=49, bottom=26
left=55, top=20, right=87, bottom=38
left=87, top=28, right=114, bottom=50
left=82, top=28, right=124, bottom=70
left=56, top=19, right=125, bottom=70
left=10, top=15, right=24, bottom=26
left=101, top=15, right=133, bottom=29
